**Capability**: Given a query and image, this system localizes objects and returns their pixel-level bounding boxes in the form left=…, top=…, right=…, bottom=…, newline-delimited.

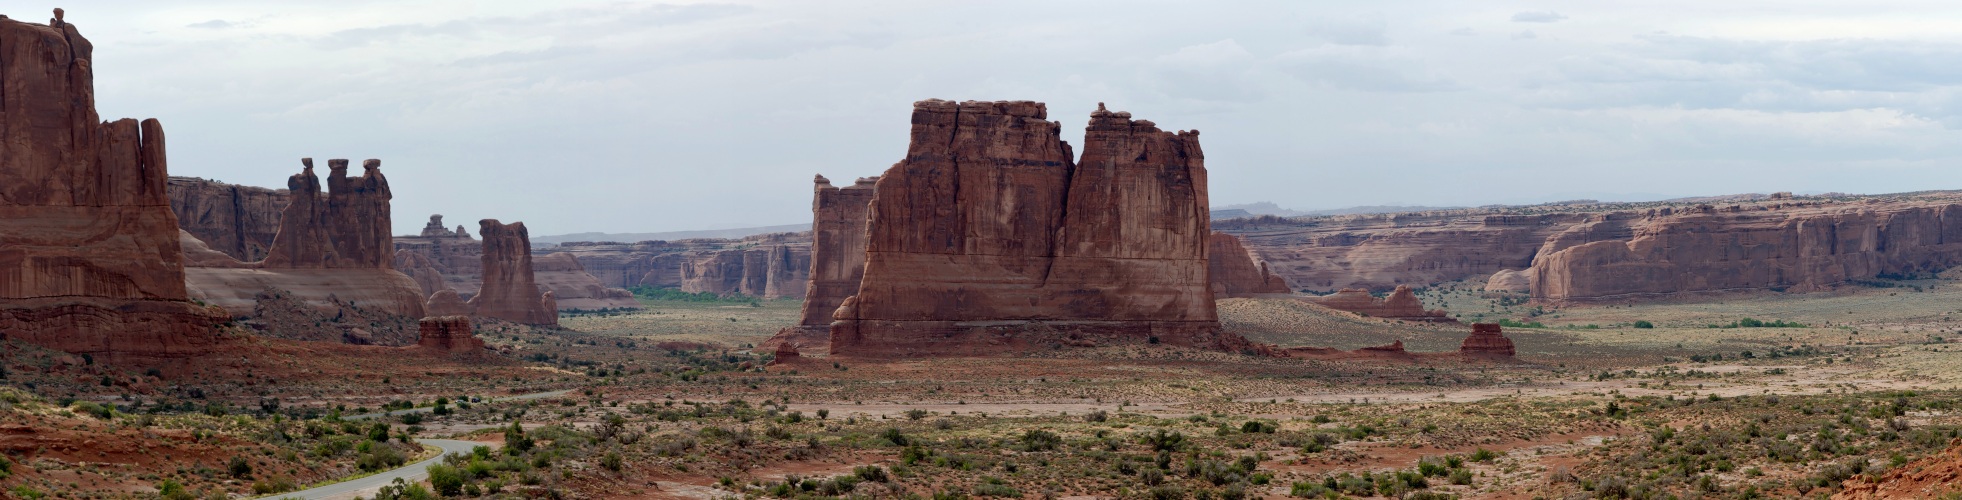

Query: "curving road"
left=345, top=389, right=573, bottom=421
left=259, top=439, right=483, bottom=500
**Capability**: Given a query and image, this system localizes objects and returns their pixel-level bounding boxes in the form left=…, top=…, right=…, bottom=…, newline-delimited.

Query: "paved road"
left=258, top=439, right=482, bottom=500
left=345, top=389, right=573, bottom=421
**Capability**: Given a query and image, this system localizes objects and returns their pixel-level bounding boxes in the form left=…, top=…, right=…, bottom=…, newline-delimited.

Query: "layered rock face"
left=1530, top=199, right=1962, bottom=304
left=175, top=161, right=426, bottom=318
left=1214, top=212, right=1588, bottom=292
left=416, top=316, right=485, bottom=354
left=1484, top=269, right=1533, bottom=294
left=469, top=220, right=558, bottom=326
left=1459, top=323, right=1515, bottom=357
left=533, top=253, right=639, bottom=310
left=393, top=224, right=638, bottom=312
left=1302, top=285, right=1454, bottom=322
left=0, top=12, right=227, bottom=362
left=1208, top=232, right=1292, bottom=298
left=167, top=176, right=289, bottom=261
left=831, top=100, right=1248, bottom=356
left=549, top=234, right=812, bottom=299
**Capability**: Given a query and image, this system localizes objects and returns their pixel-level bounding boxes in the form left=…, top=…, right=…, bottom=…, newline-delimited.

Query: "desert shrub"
left=601, top=451, right=624, bottom=472
left=427, top=464, right=465, bottom=496
left=1021, top=429, right=1062, bottom=452
left=854, top=465, right=889, bottom=482
left=157, top=480, right=194, bottom=500
left=1085, top=410, right=1108, bottom=422
left=881, top=427, right=910, bottom=446
left=906, top=409, right=929, bottom=420
left=1142, top=429, right=1187, bottom=452
left=227, top=455, right=253, bottom=479
left=1633, top=320, right=1655, bottom=328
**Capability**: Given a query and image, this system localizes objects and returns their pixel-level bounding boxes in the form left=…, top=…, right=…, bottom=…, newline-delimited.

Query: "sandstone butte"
left=1301, top=285, right=1455, bottom=323
left=762, top=174, right=880, bottom=352
left=829, top=100, right=1260, bottom=357
left=1208, top=232, right=1292, bottom=298
left=469, top=219, right=559, bottom=326
left=176, top=159, right=426, bottom=318
left=0, top=11, right=228, bottom=363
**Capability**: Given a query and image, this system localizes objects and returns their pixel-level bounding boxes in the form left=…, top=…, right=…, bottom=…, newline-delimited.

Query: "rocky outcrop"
left=0, top=11, right=227, bottom=363
left=1484, top=269, right=1532, bottom=294
left=469, top=220, right=558, bottom=326
left=425, top=288, right=471, bottom=317
left=167, top=177, right=288, bottom=261
left=261, top=158, right=395, bottom=269
left=1530, top=199, right=1962, bottom=304
left=420, top=214, right=457, bottom=237
left=1302, top=285, right=1454, bottom=322
left=1459, top=323, right=1515, bottom=357
left=533, top=253, right=640, bottom=311
left=416, top=316, right=485, bottom=355
left=547, top=234, right=812, bottom=298
left=830, top=100, right=1251, bottom=356
left=1208, top=232, right=1292, bottom=298
left=1214, top=211, right=1590, bottom=292
left=765, top=174, right=881, bottom=352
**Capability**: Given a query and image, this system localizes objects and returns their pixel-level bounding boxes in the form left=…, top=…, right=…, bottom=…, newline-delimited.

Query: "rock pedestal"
left=468, top=219, right=558, bottom=326
left=1459, top=323, right=1516, bottom=357
left=417, top=316, right=485, bottom=354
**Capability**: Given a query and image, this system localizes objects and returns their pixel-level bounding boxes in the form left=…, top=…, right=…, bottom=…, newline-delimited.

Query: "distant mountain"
left=532, top=223, right=810, bottom=245
left=1210, top=209, right=1256, bottom=220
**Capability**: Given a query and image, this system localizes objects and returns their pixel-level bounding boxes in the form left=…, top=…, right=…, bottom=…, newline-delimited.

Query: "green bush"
left=1633, top=320, right=1655, bottom=329
left=427, top=464, right=465, bottom=496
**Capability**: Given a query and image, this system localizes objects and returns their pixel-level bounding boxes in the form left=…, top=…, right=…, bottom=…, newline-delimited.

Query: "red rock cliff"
left=1208, top=232, right=1292, bottom=298
left=261, top=158, right=395, bottom=269
left=800, top=175, right=879, bottom=326
left=1530, top=200, right=1962, bottom=304
left=469, top=219, right=558, bottom=326
left=167, top=176, right=289, bottom=262
left=0, top=11, right=226, bottom=362
left=830, top=100, right=1248, bottom=356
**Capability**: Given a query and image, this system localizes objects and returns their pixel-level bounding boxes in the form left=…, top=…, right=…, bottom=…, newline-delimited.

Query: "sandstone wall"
left=1530, top=200, right=1962, bottom=304
left=1213, top=212, right=1588, bottom=292
left=469, top=219, right=558, bottom=326
left=395, top=228, right=638, bottom=311
left=167, top=176, right=288, bottom=262
left=831, top=100, right=1251, bottom=356
left=0, top=11, right=227, bottom=363
left=549, top=234, right=812, bottom=299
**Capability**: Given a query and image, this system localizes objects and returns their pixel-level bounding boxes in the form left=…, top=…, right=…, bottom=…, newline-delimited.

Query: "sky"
left=52, top=1, right=1962, bottom=235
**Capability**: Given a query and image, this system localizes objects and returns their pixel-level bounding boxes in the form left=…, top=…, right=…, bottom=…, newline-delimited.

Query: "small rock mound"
left=417, top=316, right=486, bottom=355
left=1459, top=323, right=1515, bottom=357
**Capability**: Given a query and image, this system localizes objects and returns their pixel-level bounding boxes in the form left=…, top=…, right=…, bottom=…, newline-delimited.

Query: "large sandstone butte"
left=1208, top=232, right=1292, bottom=298
left=469, top=220, right=559, bottom=326
left=831, top=100, right=1253, bottom=356
left=1302, top=285, right=1455, bottom=322
left=765, top=174, right=881, bottom=352
left=0, top=11, right=227, bottom=362
left=1530, top=200, right=1962, bottom=304
left=175, top=160, right=425, bottom=318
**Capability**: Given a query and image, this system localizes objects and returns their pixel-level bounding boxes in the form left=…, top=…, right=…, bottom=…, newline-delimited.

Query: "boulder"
left=0, top=11, right=227, bottom=364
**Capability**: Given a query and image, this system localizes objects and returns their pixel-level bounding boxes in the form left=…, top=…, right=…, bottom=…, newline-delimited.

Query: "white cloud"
left=1511, top=11, right=1568, bottom=23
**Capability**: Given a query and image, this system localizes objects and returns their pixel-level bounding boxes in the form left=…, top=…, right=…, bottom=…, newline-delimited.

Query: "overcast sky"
left=55, top=1, right=1962, bottom=235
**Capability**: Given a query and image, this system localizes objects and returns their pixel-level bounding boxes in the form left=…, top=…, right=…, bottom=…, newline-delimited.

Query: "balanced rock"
left=468, top=219, right=558, bottom=326
left=830, top=100, right=1253, bottom=356
left=0, top=12, right=227, bottom=363
left=1459, top=323, right=1515, bottom=357
left=1208, top=232, right=1291, bottom=298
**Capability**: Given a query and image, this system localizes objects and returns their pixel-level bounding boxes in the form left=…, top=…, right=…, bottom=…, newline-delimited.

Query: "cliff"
left=547, top=233, right=812, bottom=299
left=1208, top=232, right=1292, bottom=298
left=0, top=11, right=227, bottom=363
left=167, top=176, right=288, bottom=261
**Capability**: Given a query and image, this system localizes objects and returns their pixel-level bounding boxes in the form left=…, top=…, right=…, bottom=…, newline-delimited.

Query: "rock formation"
left=764, top=174, right=881, bottom=352
left=420, top=214, right=459, bottom=237
left=425, top=288, right=472, bottom=317
left=416, top=316, right=486, bottom=355
left=1213, top=211, right=1590, bottom=292
left=261, top=158, right=395, bottom=269
left=0, top=11, right=228, bottom=363
left=1208, top=232, right=1292, bottom=298
left=1530, top=200, right=1962, bottom=304
left=1484, top=269, right=1533, bottom=294
left=532, top=253, right=640, bottom=311
left=468, top=220, right=558, bottom=326
left=174, top=162, right=425, bottom=318
left=167, top=176, right=289, bottom=261
left=546, top=234, right=812, bottom=298
left=1302, top=285, right=1455, bottom=322
left=829, top=100, right=1252, bottom=356
left=1459, top=323, right=1515, bottom=357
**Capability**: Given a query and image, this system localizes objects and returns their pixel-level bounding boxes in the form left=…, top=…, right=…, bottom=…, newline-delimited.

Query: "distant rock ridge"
left=1302, top=285, right=1455, bottom=322
left=829, top=100, right=1258, bottom=356
left=1208, top=232, right=1292, bottom=298
left=548, top=233, right=812, bottom=299
left=0, top=11, right=228, bottom=364
left=394, top=217, right=639, bottom=313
